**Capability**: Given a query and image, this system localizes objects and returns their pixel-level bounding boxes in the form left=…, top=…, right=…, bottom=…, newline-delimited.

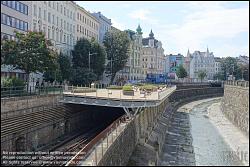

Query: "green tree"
left=103, top=29, right=130, bottom=84
left=1, top=31, right=58, bottom=85
left=176, top=65, right=187, bottom=78
left=198, top=70, right=207, bottom=82
left=43, top=62, right=62, bottom=83
left=89, top=38, right=106, bottom=79
left=221, top=57, right=241, bottom=80
left=58, top=52, right=71, bottom=81
left=69, top=67, right=97, bottom=86
left=213, top=72, right=224, bottom=81
left=71, top=37, right=105, bottom=83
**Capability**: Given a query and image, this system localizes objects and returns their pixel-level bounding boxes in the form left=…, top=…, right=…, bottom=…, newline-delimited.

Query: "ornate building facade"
left=187, top=48, right=215, bottom=80
left=115, top=25, right=146, bottom=82
left=141, top=30, right=165, bottom=76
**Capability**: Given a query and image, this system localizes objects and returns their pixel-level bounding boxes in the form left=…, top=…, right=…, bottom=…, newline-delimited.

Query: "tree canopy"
left=176, top=65, right=187, bottom=78
left=1, top=31, right=58, bottom=78
left=103, top=29, right=130, bottom=84
left=71, top=37, right=106, bottom=85
left=198, top=70, right=207, bottom=82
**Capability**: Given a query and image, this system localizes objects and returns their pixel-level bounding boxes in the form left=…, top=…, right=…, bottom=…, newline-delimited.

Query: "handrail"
left=65, top=115, right=126, bottom=166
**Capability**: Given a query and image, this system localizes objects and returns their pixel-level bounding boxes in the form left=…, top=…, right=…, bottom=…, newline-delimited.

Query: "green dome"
left=136, top=24, right=143, bottom=35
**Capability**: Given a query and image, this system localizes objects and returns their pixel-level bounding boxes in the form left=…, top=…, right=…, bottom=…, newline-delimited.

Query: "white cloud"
left=161, top=4, right=249, bottom=57
left=111, top=19, right=126, bottom=31
left=128, top=9, right=151, bottom=21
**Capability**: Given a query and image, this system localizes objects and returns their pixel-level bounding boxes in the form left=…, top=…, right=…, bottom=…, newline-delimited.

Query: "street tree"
left=1, top=31, right=58, bottom=86
left=176, top=65, right=187, bottom=78
left=71, top=37, right=106, bottom=84
left=221, top=57, right=241, bottom=80
left=103, top=29, right=130, bottom=84
left=69, top=67, right=97, bottom=86
left=198, top=70, right=207, bottom=82
left=58, top=52, right=71, bottom=81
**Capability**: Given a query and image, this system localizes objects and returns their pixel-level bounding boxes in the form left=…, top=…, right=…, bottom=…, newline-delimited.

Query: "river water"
left=159, top=99, right=243, bottom=166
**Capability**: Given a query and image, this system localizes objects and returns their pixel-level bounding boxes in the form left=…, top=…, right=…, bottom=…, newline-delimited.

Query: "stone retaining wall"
left=1, top=94, right=61, bottom=113
left=97, top=87, right=224, bottom=166
left=221, top=85, right=249, bottom=135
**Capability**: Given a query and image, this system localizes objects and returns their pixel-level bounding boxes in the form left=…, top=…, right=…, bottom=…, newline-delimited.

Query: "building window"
left=56, top=2, right=59, bottom=11
left=64, top=20, right=66, bottom=30
left=1, top=1, right=28, bottom=15
left=52, top=29, right=55, bottom=40
left=56, top=31, right=59, bottom=42
left=60, top=5, right=63, bottom=13
left=56, top=17, right=59, bottom=26
left=1, top=13, right=28, bottom=31
left=33, top=22, right=36, bottom=31
left=52, top=15, right=55, bottom=24
left=44, top=10, right=46, bottom=21
left=38, top=7, right=41, bottom=18
left=33, top=4, right=37, bottom=16
left=48, top=12, right=51, bottom=23
left=48, top=28, right=50, bottom=39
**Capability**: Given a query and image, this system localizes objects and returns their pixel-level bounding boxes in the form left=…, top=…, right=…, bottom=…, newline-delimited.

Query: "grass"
left=122, top=85, right=133, bottom=91
left=107, top=85, right=123, bottom=90
left=72, top=87, right=96, bottom=93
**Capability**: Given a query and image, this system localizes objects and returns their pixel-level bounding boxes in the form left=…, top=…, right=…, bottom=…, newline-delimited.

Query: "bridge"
left=60, top=85, right=176, bottom=117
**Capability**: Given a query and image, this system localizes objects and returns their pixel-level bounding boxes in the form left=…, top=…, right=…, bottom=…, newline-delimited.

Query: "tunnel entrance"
left=15, top=136, right=25, bottom=152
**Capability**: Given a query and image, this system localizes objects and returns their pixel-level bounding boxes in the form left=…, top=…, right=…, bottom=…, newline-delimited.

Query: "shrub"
left=72, top=87, right=96, bottom=93
left=140, top=84, right=158, bottom=91
left=1, top=77, right=25, bottom=89
left=122, top=85, right=133, bottom=91
left=107, top=85, right=123, bottom=89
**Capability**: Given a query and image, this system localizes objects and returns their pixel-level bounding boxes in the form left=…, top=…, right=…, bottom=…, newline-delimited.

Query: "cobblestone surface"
left=159, top=111, right=195, bottom=166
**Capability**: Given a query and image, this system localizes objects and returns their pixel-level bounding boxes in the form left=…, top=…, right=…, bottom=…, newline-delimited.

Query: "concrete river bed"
left=159, top=98, right=244, bottom=166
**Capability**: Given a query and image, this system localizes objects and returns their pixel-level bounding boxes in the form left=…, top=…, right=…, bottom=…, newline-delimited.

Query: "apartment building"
left=1, top=1, right=32, bottom=80
left=75, top=3, right=99, bottom=42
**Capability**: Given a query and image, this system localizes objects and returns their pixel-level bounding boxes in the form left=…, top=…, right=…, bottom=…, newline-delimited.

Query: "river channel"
left=159, top=98, right=243, bottom=166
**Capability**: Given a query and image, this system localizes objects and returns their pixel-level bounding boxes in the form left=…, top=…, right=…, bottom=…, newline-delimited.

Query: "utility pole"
left=88, top=51, right=97, bottom=71
left=232, top=64, right=235, bottom=80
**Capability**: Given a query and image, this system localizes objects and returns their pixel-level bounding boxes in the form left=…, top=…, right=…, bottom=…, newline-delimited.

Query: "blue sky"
left=75, top=1, right=249, bottom=58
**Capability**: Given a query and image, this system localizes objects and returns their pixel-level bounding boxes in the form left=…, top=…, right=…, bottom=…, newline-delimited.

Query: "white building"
left=1, top=1, right=101, bottom=88
left=214, top=57, right=222, bottom=75
left=188, top=48, right=215, bottom=80
left=92, top=11, right=111, bottom=43
left=142, top=30, right=165, bottom=76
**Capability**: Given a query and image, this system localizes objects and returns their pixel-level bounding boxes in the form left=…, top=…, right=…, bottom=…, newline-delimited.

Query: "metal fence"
left=63, top=84, right=176, bottom=101
left=224, top=80, right=249, bottom=88
left=66, top=115, right=127, bottom=166
left=1, top=85, right=63, bottom=98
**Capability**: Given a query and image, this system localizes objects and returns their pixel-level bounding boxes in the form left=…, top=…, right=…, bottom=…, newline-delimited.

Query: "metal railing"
left=224, top=80, right=249, bottom=87
left=1, top=85, right=63, bottom=98
left=66, top=115, right=127, bottom=166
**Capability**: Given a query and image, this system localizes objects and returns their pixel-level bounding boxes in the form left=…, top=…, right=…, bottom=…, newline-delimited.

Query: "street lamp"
left=89, top=52, right=98, bottom=71
left=54, top=42, right=67, bottom=84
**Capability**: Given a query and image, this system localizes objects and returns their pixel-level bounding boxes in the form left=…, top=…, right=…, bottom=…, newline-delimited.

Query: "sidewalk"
left=207, top=102, right=249, bottom=166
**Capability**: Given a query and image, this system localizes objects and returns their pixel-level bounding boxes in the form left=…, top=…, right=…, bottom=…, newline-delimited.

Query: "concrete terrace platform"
left=59, top=86, right=176, bottom=108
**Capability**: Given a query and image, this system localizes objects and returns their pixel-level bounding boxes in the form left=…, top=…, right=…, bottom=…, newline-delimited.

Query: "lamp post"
left=89, top=52, right=98, bottom=71
left=54, top=42, right=67, bottom=84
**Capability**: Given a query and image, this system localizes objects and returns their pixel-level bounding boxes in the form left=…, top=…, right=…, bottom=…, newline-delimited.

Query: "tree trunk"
left=26, top=72, right=30, bottom=92
left=110, top=73, right=115, bottom=85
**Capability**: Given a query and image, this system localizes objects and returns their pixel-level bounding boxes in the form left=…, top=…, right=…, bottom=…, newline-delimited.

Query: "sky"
left=75, top=1, right=249, bottom=58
